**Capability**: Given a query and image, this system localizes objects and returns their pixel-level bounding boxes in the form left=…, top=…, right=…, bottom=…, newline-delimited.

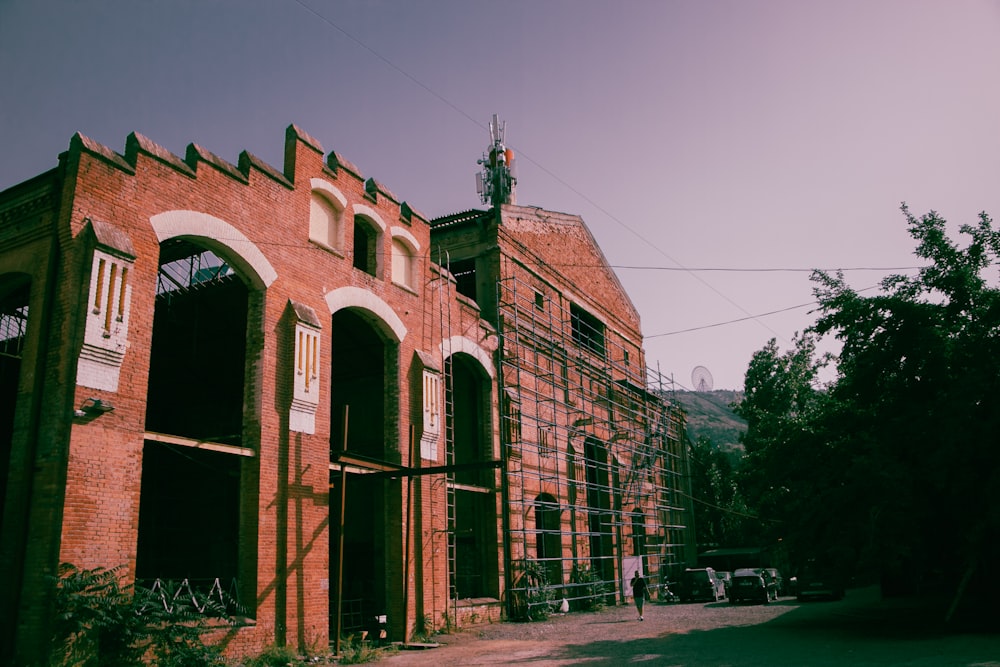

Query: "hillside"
left=672, top=389, right=747, bottom=454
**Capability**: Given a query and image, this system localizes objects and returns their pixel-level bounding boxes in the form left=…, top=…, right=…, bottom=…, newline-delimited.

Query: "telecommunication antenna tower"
left=476, top=113, right=517, bottom=207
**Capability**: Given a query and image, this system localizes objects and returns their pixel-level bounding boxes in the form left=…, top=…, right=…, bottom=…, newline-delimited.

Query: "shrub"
left=49, top=563, right=228, bottom=667
left=508, top=560, right=555, bottom=622
left=569, top=565, right=608, bottom=612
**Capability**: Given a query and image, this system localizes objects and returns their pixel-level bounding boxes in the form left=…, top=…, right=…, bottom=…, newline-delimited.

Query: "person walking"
left=631, top=570, right=649, bottom=621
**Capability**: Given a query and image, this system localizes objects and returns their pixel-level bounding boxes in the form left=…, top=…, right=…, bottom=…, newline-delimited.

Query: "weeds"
left=241, top=644, right=302, bottom=666
left=336, top=634, right=391, bottom=664
left=409, top=613, right=437, bottom=643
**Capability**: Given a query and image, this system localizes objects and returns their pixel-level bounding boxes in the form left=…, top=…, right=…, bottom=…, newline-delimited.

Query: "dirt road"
left=377, top=586, right=1000, bottom=666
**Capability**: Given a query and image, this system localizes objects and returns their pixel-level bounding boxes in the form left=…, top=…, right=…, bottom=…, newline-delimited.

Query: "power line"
left=611, top=265, right=925, bottom=273
left=647, top=302, right=818, bottom=338
left=647, top=285, right=881, bottom=337
left=287, top=0, right=789, bottom=344
left=289, top=0, right=487, bottom=133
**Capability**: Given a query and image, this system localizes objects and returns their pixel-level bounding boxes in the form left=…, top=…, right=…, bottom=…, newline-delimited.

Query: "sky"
left=3, top=0, right=1000, bottom=390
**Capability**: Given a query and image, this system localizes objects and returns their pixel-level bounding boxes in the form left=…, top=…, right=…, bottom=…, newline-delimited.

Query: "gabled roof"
left=498, top=204, right=641, bottom=335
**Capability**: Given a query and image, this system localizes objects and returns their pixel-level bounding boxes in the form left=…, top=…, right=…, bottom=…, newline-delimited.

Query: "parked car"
left=716, top=570, right=732, bottom=595
left=795, top=560, right=845, bottom=601
left=678, top=567, right=726, bottom=603
left=729, top=567, right=778, bottom=604
left=764, top=567, right=785, bottom=597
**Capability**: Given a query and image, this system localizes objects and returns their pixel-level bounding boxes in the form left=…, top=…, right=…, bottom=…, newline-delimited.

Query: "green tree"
left=811, top=206, right=1000, bottom=603
left=738, top=205, right=1000, bottom=616
left=735, top=334, right=837, bottom=558
left=688, top=436, right=754, bottom=547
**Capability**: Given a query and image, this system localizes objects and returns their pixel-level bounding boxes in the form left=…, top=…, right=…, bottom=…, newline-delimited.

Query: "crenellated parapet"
left=58, top=125, right=426, bottom=226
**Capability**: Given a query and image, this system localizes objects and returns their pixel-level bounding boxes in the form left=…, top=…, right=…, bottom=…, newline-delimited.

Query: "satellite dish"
left=691, top=366, right=714, bottom=392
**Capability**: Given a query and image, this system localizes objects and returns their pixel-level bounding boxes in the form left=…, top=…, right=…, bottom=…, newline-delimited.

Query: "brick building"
left=0, top=121, right=694, bottom=664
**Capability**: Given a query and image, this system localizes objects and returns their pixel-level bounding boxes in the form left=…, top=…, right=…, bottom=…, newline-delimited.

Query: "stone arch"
left=310, top=178, right=348, bottom=210
left=440, top=336, right=494, bottom=379
left=149, top=210, right=277, bottom=289
left=389, top=226, right=420, bottom=253
left=324, top=287, right=406, bottom=342
left=390, top=227, right=420, bottom=290
left=310, top=179, right=347, bottom=251
left=351, top=204, right=387, bottom=233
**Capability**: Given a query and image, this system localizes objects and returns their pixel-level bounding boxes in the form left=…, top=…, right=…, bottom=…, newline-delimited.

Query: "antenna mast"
left=475, top=113, right=517, bottom=207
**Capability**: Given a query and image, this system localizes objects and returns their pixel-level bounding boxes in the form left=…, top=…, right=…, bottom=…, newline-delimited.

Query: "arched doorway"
left=631, top=509, right=647, bottom=557
left=329, top=307, right=401, bottom=637
left=446, top=353, right=499, bottom=600
left=584, top=437, right=614, bottom=585
left=137, top=238, right=257, bottom=610
left=534, top=494, right=562, bottom=586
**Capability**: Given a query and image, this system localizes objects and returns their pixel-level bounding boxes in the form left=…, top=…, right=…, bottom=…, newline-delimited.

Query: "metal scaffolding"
left=496, top=273, right=693, bottom=616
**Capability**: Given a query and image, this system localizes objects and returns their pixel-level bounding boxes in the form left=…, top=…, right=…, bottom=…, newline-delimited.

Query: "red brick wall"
left=1, top=125, right=492, bottom=661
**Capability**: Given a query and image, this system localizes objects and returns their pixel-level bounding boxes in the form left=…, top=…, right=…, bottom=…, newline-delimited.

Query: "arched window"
left=534, top=494, right=563, bottom=585
left=353, top=216, right=379, bottom=277
left=631, top=509, right=647, bottom=557
left=390, top=237, right=415, bottom=289
left=310, top=192, right=343, bottom=251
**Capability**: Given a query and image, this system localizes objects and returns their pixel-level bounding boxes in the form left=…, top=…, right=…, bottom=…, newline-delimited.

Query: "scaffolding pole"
left=496, top=273, right=693, bottom=614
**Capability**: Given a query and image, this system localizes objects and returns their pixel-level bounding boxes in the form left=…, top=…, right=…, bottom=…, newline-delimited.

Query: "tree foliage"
left=734, top=334, right=841, bottom=559
left=688, top=435, right=754, bottom=547
left=737, top=206, right=1000, bottom=610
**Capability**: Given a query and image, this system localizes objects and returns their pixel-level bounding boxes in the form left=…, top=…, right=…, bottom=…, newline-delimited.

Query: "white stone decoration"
left=289, top=300, right=322, bottom=434
left=421, top=368, right=441, bottom=461
left=77, top=220, right=135, bottom=391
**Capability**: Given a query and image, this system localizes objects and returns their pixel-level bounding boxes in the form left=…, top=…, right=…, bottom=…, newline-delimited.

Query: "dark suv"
left=678, top=567, right=726, bottom=603
left=729, top=567, right=778, bottom=604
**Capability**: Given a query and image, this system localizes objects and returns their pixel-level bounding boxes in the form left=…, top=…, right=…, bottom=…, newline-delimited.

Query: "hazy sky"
left=3, top=0, right=1000, bottom=390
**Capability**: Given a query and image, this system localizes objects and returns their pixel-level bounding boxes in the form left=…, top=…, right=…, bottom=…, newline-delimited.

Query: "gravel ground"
left=376, top=586, right=1000, bottom=666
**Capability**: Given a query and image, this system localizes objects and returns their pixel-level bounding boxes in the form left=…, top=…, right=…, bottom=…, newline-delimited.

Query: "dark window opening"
left=329, top=307, right=399, bottom=638
left=448, top=355, right=488, bottom=485
left=0, top=278, right=30, bottom=540
left=502, top=400, right=521, bottom=447
left=538, top=426, right=554, bottom=457
left=447, top=354, right=499, bottom=599
left=139, top=240, right=253, bottom=614
left=157, top=240, right=234, bottom=298
left=330, top=309, right=386, bottom=460
left=136, top=443, right=240, bottom=583
left=146, top=243, right=247, bottom=444
left=454, top=491, right=496, bottom=599
left=0, top=284, right=28, bottom=358
left=449, top=258, right=477, bottom=302
left=353, top=219, right=376, bottom=276
left=535, top=494, right=563, bottom=586
left=534, top=290, right=544, bottom=310
left=331, top=472, right=387, bottom=635
left=584, top=437, right=614, bottom=584
left=631, top=511, right=647, bottom=557
left=571, top=304, right=606, bottom=357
